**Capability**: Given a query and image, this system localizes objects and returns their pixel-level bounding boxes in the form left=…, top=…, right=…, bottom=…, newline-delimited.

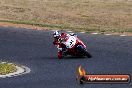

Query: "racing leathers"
left=53, top=32, right=77, bottom=59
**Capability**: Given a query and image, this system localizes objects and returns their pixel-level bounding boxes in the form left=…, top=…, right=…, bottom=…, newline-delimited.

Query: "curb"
left=0, top=63, right=31, bottom=78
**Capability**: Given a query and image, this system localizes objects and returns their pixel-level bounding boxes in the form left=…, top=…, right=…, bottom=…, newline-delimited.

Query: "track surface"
left=0, top=27, right=132, bottom=88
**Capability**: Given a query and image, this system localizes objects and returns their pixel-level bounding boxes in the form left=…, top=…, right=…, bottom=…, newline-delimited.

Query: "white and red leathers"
left=53, top=32, right=70, bottom=59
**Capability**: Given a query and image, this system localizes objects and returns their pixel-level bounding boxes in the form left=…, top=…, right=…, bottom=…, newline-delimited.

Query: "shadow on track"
left=58, top=56, right=89, bottom=60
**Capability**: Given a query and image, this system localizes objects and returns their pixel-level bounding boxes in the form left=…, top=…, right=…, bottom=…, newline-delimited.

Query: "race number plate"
left=65, top=36, right=76, bottom=48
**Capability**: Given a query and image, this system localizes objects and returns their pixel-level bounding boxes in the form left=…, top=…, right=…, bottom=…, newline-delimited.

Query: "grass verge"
left=0, top=20, right=72, bottom=29
left=0, top=62, right=17, bottom=75
left=0, top=20, right=132, bottom=33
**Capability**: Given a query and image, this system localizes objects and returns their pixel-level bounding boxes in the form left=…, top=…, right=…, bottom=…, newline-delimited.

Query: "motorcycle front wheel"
left=76, top=45, right=92, bottom=58
left=84, top=50, right=92, bottom=58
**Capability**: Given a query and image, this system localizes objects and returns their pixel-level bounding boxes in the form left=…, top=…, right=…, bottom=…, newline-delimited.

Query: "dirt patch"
left=0, top=21, right=50, bottom=30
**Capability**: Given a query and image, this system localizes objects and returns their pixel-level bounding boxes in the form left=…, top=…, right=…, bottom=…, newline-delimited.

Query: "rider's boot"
left=57, top=51, right=63, bottom=59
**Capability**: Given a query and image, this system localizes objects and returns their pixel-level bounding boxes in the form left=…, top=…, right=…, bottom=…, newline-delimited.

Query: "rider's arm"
left=53, top=38, right=65, bottom=51
left=53, top=38, right=59, bottom=45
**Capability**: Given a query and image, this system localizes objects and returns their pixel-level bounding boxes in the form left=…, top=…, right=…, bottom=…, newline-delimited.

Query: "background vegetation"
left=0, top=0, right=132, bottom=32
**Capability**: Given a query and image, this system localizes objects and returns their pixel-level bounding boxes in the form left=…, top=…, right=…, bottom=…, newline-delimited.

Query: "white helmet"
left=53, top=31, right=60, bottom=38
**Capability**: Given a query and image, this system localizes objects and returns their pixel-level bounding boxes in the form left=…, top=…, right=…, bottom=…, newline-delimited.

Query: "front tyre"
left=76, top=45, right=92, bottom=58
left=84, top=50, right=92, bottom=58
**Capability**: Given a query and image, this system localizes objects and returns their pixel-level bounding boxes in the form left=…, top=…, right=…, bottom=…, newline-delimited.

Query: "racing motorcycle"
left=58, top=34, right=92, bottom=58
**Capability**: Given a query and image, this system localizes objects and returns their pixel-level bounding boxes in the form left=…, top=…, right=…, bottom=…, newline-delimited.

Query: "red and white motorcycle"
left=59, top=34, right=92, bottom=58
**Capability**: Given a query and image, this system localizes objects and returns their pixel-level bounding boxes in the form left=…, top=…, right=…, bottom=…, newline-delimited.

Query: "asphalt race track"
left=0, top=27, right=132, bottom=88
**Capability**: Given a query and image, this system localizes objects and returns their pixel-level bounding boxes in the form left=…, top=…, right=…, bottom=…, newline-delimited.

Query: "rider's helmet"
left=53, top=31, right=60, bottom=39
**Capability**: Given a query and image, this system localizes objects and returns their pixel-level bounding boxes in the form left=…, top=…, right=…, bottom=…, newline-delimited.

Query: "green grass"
left=0, top=63, right=17, bottom=75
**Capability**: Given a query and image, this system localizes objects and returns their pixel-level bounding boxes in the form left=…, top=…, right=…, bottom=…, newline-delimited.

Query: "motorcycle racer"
left=53, top=30, right=92, bottom=59
left=53, top=31, right=76, bottom=59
